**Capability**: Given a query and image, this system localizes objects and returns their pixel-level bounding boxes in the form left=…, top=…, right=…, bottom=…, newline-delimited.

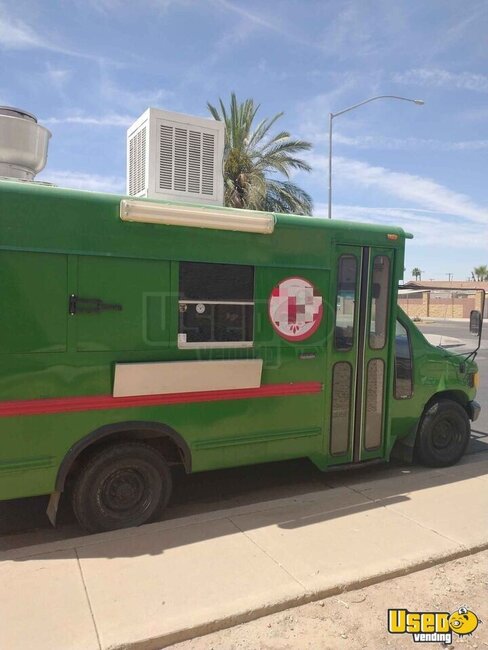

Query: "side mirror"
left=470, top=310, right=482, bottom=335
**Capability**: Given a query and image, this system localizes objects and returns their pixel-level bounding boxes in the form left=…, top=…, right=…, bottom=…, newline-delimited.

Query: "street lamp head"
left=413, top=99, right=425, bottom=105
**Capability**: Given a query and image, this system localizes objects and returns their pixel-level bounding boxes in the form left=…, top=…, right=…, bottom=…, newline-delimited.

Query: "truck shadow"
left=2, top=437, right=488, bottom=561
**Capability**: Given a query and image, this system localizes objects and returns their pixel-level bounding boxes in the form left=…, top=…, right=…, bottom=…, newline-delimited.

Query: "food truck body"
left=0, top=180, right=480, bottom=532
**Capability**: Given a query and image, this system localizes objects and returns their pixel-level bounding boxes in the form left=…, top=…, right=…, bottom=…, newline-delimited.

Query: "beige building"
left=399, top=281, right=488, bottom=320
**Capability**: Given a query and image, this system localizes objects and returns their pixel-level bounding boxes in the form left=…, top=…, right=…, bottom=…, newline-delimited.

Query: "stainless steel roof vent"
left=0, top=107, right=51, bottom=180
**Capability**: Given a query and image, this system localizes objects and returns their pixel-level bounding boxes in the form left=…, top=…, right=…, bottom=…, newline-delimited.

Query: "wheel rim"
left=100, top=468, right=152, bottom=516
left=431, top=416, right=461, bottom=451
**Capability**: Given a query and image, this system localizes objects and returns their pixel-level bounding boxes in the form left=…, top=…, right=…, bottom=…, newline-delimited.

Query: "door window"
left=330, top=362, right=352, bottom=455
left=364, top=359, right=385, bottom=450
left=369, top=255, right=390, bottom=349
left=394, top=320, right=413, bottom=399
left=335, top=255, right=357, bottom=350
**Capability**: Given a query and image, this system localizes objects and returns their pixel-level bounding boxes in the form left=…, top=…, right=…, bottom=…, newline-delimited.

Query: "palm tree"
left=412, top=267, right=422, bottom=281
left=207, top=93, right=313, bottom=214
left=473, top=265, right=488, bottom=281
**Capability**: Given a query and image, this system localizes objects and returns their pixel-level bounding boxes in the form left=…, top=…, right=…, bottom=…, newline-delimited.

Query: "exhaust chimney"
left=0, top=107, right=51, bottom=181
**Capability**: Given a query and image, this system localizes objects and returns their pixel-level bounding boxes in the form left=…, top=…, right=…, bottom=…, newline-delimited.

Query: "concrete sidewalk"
left=2, top=453, right=488, bottom=650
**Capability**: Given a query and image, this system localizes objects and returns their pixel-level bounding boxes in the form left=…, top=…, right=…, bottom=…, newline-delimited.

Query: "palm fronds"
left=208, top=93, right=313, bottom=215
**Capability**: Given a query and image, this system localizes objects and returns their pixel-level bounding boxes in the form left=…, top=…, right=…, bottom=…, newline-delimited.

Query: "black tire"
left=415, top=399, right=470, bottom=467
left=72, top=442, right=172, bottom=533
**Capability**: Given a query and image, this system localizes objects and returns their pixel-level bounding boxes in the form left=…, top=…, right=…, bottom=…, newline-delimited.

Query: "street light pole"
left=328, top=111, right=333, bottom=224
left=327, top=95, right=424, bottom=219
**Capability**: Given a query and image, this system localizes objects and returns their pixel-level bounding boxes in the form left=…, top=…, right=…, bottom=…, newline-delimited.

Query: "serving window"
left=178, top=261, right=254, bottom=348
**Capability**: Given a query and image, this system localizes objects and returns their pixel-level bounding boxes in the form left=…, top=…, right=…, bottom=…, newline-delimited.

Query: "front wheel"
left=72, top=442, right=172, bottom=533
left=415, top=399, right=470, bottom=467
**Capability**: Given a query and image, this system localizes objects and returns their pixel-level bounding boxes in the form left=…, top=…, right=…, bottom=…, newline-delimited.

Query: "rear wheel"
left=72, top=442, right=172, bottom=533
left=415, top=399, right=470, bottom=467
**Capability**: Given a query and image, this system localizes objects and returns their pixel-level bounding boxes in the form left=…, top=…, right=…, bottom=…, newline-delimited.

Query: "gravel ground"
left=171, top=550, right=488, bottom=649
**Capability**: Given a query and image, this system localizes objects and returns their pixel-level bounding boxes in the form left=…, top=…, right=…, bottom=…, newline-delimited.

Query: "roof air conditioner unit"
left=127, top=108, right=225, bottom=205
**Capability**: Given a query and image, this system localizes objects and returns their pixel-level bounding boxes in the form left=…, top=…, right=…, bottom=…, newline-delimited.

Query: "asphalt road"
left=1, top=318, right=486, bottom=552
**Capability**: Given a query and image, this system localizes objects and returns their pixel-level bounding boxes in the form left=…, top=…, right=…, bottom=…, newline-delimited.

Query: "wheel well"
left=56, top=421, right=191, bottom=492
left=418, top=390, right=472, bottom=431
left=424, top=390, right=469, bottom=412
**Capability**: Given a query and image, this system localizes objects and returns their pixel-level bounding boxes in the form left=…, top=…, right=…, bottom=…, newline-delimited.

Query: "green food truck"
left=0, top=107, right=482, bottom=533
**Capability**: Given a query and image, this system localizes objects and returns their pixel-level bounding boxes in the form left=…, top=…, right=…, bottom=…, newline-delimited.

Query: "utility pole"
left=446, top=273, right=453, bottom=282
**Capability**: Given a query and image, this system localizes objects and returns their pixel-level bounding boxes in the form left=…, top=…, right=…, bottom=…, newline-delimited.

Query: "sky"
left=1, top=0, right=488, bottom=280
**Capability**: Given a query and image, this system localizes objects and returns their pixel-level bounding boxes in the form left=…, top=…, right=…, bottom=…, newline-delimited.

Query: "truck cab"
left=390, top=307, right=480, bottom=465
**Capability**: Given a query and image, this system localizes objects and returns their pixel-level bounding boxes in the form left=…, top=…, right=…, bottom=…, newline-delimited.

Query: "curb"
left=111, top=541, right=488, bottom=650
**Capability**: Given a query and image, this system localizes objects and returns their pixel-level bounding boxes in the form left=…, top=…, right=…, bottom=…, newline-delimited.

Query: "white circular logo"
left=196, top=303, right=206, bottom=314
left=269, top=277, right=323, bottom=341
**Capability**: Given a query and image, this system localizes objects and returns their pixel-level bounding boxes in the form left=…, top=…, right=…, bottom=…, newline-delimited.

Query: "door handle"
left=69, top=294, right=123, bottom=315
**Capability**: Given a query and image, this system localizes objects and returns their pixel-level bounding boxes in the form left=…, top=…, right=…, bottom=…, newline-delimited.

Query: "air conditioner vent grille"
left=174, top=127, right=188, bottom=192
left=159, top=125, right=173, bottom=190
left=157, top=124, right=215, bottom=197
left=202, top=132, right=215, bottom=196
left=188, top=130, right=201, bottom=194
left=128, top=126, right=146, bottom=196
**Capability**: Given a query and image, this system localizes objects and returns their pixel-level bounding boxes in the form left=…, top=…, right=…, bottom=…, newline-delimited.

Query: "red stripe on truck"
left=0, top=382, right=323, bottom=417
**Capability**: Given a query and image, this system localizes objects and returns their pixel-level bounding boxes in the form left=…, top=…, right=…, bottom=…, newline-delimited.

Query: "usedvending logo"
left=388, top=606, right=480, bottom=643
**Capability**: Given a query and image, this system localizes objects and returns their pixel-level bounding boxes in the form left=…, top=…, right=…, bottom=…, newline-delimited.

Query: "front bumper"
left=467, top=400, right=481, bottom=422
